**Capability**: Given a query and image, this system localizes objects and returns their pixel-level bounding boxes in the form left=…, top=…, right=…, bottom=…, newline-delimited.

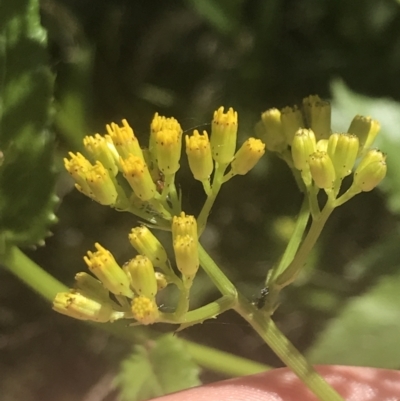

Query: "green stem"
left=174, top=275, right=193, bottom=318
left=161, top=173, right=180, bottom=215
left=0, top=246, right=67, bottom=301
left=334, top=185, right=361, bottom=207
left=201, top=179, right=211, bottom=196
left=148, top=198, right=172, bottom=220
left=182, top=339, right=271, bottom=376
left=198, top=244, right=345, bottom=400
left=234, top=294, right=345, bottom=401
left=275, top=202, right=334, bottom=288
left=159, top=294, right=236, bottom=328
left=197, top=163, right=228, bottom=235
left=198, top=243, right=238, bottom=297
left=267, top=195, right=310, bottom=285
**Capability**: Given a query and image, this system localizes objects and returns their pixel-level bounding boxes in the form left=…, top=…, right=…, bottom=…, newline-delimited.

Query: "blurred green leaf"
left=331, top=80, right=400, bottom=214
left=185, top=0, right=245, bottom=34
left=307, top=252, right=400, bottom=368
left=0, top=0, right=56, bottom=249
left=115, top=334, right=201, bottom=401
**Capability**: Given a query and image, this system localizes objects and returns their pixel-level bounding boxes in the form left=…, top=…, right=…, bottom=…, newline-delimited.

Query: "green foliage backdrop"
left=2, top=0, right=400, bottom=400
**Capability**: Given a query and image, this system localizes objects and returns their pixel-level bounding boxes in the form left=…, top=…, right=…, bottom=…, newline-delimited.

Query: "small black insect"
left=255, top=286, right=269, bottom=309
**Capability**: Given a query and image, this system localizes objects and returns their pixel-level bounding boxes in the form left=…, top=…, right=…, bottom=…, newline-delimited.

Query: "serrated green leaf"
left=115, top=334, right=201, bottom=401
left=331, top=79, right=400, bottom=214
left=307, top=270, right=400, bottom=368
left=0, top=0, right=56, bottom=249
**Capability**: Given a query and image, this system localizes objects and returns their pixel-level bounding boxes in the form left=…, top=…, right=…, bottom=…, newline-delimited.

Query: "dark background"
left=1, top=0, right=399, bottom=400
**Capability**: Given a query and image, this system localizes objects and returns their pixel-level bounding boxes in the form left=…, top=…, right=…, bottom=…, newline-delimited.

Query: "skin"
left=153, top=366, right=400, bottom=401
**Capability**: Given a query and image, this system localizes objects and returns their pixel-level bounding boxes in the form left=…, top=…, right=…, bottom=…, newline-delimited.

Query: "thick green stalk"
left=199, top=243, right=345, bottom=401
left=0, top=246, right=67, bottom=300
left=234, top=294, right=345, bottom=401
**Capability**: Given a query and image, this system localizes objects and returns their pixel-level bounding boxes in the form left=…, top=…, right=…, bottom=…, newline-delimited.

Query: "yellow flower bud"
left=211, top=106, right=238, bottom=164
left=150, top=113, right=182, bottom=162
left=83, top=134, right=119, bottom=176
left=120, top=155, right=157, bottom=201
left=185, top=130, right=214, bottom=181
left=291, top=129, right=317, bottom=171
left=302, top=95, right=331, bottom=140
left=231, top=138, right=265, bottom=175
left=85, top=161, right=118, bottom=205
left=131, top=295, right=159, bottom=325
left=155, top=272, right=168, bottom=291
left=53, top=291, right=113, bottom=322
left=281, top=106, right=304, bottom=145
left=65, top=154, right=118, bottom=205
left=316, top=139, right=329, bottom=152
left=308, top=151, right=336, bottom=189
left=259, top=108, right=286, bottom=153
left=64, top=152, right=93, bottom=197
left=347, top=115, right=380, bottom=152
left=173, top=234, right=199, bottom=278
left=129, top=226, right=168, bottom=268
left=353, top=149, right=387, bottom=192
left=172, top=212, right=198, bottom=241
left=83, top=243, right=133, bottom=298
left=124, top=255, right=158, bottom=299
left=74, top=272, right=109, bottom=302
left=327, top=133, right=359, bottom=179
left=155, top=129, right=182, bottom=175
left=106, top=119, right=144, bottom=160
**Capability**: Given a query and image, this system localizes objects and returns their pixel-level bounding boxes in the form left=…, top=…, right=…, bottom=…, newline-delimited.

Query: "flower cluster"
left=55, top=107, right=265, bottom=326
left=64, top=108, right=265, bottom=223
left=53, top=212, right=199, bottom=325
left=257, top=95, right=387, bottom=210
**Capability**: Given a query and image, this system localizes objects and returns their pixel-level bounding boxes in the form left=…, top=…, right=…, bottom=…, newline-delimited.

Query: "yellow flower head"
left=185, top=130, right=213, bottom=181
left=83, top=134, right=119, bottom=176
left=211, top=106, right=238, bottom=164
left=84, top=243, right=133, bottom=298
left=106, top=119, right=144, bottom=160
left=155, top=128, right=182, bottom=175
left=120, top=155, right=157, bottom=201
left=131, top=295, right=159, bottom=325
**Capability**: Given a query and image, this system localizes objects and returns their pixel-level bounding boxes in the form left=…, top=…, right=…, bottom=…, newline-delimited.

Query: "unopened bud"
left=106, top=119, right=144, bottom=160
left=291, top=129, right=316, bottom=171
left=155, top=272, right=168, bottom=291
left=281, top=106, right=304, bottom=145
left=173, top=234, right=199, bottom=278
left=328, top=133, right=359, bottom=179
left=124, top=255, right=158, bottom=299
left=83, top=134, right=119, bottom=176
left=211, top=107, right=238, bottom=164
left=83, top=243, right=133, bottom=298
left=231, top=138, right=265, bottom=175
left=129, top=226, right=168, bottom=268
left=303, top=96, right=331, bottom=140
left=53, top=291, right=113, bottom=322
left=120, top=155, right=157, bottom=201
left=347, top=115, right=380, bottom=152
left=308, top=151, right=336, bottom=189
left=353, top=149, right=387, bottom=192
left=185, top=130, right=214, bottom=180
left=259, top=108, right=286, bottom=152
left=172, top=212, right=198, bottom=241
